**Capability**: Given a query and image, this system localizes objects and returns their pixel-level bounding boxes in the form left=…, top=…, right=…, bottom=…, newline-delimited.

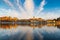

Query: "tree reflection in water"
left=0, top=24, right=60, bottom=40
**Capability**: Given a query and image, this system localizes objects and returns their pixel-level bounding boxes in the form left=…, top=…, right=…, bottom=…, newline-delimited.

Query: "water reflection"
left=0, top=24, right=60, bottom=40
left=0, top=24, right=60, bottom=29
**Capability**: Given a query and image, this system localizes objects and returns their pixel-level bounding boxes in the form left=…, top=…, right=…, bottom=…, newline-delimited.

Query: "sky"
left=0, top=0, right=60, bottom=19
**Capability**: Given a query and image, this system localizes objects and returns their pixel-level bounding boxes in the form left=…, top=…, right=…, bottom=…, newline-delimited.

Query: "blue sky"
left=0, top=0, right=60, bottom=19
left=0, top=0, right=60, bottom=10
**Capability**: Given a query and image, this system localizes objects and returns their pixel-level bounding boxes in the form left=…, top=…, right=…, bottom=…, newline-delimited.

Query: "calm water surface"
left=0, top=25, right=60, bottom=40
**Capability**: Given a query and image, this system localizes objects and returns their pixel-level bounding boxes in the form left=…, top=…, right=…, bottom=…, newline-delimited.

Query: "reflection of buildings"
left=29, top=17, right=46, bottom=25
left=0, top=24, right=60, bottom=29
left=46, top=19, right=55, bottom=26
left=0, top=24, right=18, bottom=29
left=0, top=16, right=47, bottom=25
left=56, top=25, right=60, bottom=29
left=0, top=16, right=60, bottom=29
left=0, top=24, right=46, bottom=29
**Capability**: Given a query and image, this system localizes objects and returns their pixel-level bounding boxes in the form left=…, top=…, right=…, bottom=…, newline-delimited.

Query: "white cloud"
left=0, top=8, right=60, bottom=19
left=0, top=8, right=33, bottom=19
left=1, top=0, right=60, bottom=19
left=4, top=0, right=14, bottom=9
left=36, top=0, right=46, bottom=16
left=36, top=10, right=60, bottom=19
left=24, top=0, right=34, bottom=17
left=0, top=9, right=20, bottom=18
left=16, top=0, right=25, bottom=12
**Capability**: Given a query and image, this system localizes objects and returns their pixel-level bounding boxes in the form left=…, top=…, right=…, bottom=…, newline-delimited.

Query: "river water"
left=0, top=25, right=60, bottom=40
